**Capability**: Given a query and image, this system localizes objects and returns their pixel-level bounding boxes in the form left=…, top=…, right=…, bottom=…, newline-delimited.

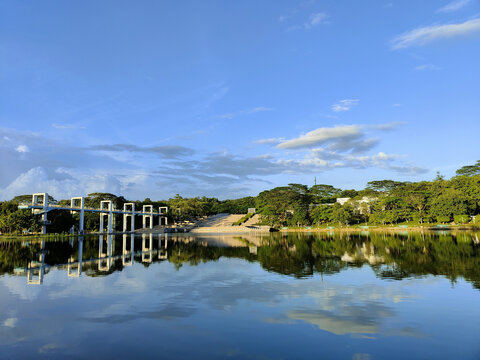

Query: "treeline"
left=0, top=161, right=479, bottom=233
left=256, top=171, right=480, bottom=227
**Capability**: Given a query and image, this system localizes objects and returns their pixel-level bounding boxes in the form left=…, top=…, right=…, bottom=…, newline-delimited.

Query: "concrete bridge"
left=18, top=193, right=168, bottom=234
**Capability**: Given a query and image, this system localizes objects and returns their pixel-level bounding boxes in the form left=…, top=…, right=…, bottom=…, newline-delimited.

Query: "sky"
left=1, top=0, right=479, bottom=201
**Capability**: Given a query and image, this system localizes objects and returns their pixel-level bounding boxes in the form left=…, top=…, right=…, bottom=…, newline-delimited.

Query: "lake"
left=1, top=231, right=479, bottom=359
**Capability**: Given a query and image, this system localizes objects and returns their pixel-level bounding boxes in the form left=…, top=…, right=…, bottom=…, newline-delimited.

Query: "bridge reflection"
left=20, top=233, right=170, bottom=285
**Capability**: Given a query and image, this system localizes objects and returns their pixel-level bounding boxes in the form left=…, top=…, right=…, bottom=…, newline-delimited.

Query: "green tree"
left=329, top=203, right=352, bottom=226
left=429, top=188, right=468, bottom=222
left=309, top=184, right=340, bottom=204
left=456, top=160, right=480, bottom=176
left=311, top=205, right=333, bottom=225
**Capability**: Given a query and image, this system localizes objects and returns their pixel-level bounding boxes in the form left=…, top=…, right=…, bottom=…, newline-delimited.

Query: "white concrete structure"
left=70, top=197, right=85, bottom=233
left=123, top=203, right=135, bottom=232
left=336, top=197, right=351, bottom=205
left=142, top=205, right=154, bottom=229
left=32, top=193, right=50, bottom=234
left=99, top=200, right=113, bottom=233
left=159, top=206, right=168, bottom=226
left=19, top=193, right=169, bottom=234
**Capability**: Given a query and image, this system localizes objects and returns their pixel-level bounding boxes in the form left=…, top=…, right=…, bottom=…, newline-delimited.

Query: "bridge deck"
left=19, top=204, right=165, bottom=216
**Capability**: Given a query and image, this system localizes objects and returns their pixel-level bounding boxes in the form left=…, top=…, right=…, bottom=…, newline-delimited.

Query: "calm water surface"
left=1, top=232, right=480, bottom=359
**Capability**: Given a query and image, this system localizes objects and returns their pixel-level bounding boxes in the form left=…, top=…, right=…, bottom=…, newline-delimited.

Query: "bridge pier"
left=32, top=193, right=49, bottom=234
left=159, top=206, right=168, bottom=226
left=100, top=200, right=113, bottom=233
left=70, top=197, right=85, bottom=234
left=142, top=205, right=154, bottom=229
left=123, top=203, right=135, bottom=232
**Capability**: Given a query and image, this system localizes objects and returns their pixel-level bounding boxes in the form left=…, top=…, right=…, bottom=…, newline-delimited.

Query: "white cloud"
left=391, top=18, right=480, bottom=49
left=437, top=0, right=471, bottom=13
left=414, top=64, right=442, bottom=71
left=3, top=318, right=17, bottom=328
left=331, top=99, right=359, bottom=112
left=305, top=12, right=329, bottom=29
left=15, top=145, right=29, bottom=153
left=277, top=125, right=361, bottom=150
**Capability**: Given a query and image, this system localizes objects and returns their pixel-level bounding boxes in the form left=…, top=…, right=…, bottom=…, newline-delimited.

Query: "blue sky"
left=1, top=0, right=479, bottom=200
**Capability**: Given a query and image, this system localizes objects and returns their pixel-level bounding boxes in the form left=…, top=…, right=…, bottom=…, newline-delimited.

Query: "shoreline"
left=274, top=225, right=480, bottom=233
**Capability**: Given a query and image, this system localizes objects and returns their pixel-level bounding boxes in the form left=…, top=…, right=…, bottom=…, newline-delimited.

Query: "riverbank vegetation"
left=0, top=161, right=479, bottom=233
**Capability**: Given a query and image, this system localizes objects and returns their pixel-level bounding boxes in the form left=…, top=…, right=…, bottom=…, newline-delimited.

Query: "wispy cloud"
left=88, top=144, right=195, bottom=159
left=219, top=106, right=273, bottom=119
left=332, top=99, right=359, bottom=112
left=255, top=137, right=285, bottom=145
left=391, top=18, right=480, bottom=49
left=437, top=0, right=471, bottom=13
left=368, top=121, right=406, bottom=131
left=414, top=64, right=442, bottom=71
left=305, top=13, right=329, bottom=29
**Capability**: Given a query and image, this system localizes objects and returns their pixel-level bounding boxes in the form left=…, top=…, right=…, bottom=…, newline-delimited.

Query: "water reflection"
left=26, top=240, right=46, bottom=285
left=67, top=237, right=82, bottom=277
left=1, top=231, right=480, bottom=290
left=1, top=232, right=480, bottom=359
left=3, top=233, right=171, bottom=284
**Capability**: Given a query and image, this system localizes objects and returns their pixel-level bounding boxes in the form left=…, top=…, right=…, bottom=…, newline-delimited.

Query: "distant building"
left=247, top=208, right=256, bottom=214
left=336, top=197, right=351, bottom=205
left=336, top=197, right=377, bottom=214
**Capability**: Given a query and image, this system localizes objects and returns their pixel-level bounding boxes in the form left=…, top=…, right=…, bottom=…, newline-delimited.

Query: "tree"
left=338, top=189, right=358, bottom=198
left=311, top=205, right=333, bottom=225
left=366, top=180, right=405, bottom=194
left=329, top=203, right=352, bottom=226
left=309, top=184, right=341, bottom=204
left=256, top=185, right=309, bottom=227
left=429, top=188, right=468, bottom=222
left=456, top=160, right=480, bottom=177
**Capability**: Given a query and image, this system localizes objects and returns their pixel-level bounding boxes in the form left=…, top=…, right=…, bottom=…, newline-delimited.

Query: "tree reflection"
left=1, top=231, right=479, bottom=290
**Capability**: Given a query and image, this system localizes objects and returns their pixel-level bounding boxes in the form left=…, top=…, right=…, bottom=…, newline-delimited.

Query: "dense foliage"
left=253, top=165, right=480, bottom=227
